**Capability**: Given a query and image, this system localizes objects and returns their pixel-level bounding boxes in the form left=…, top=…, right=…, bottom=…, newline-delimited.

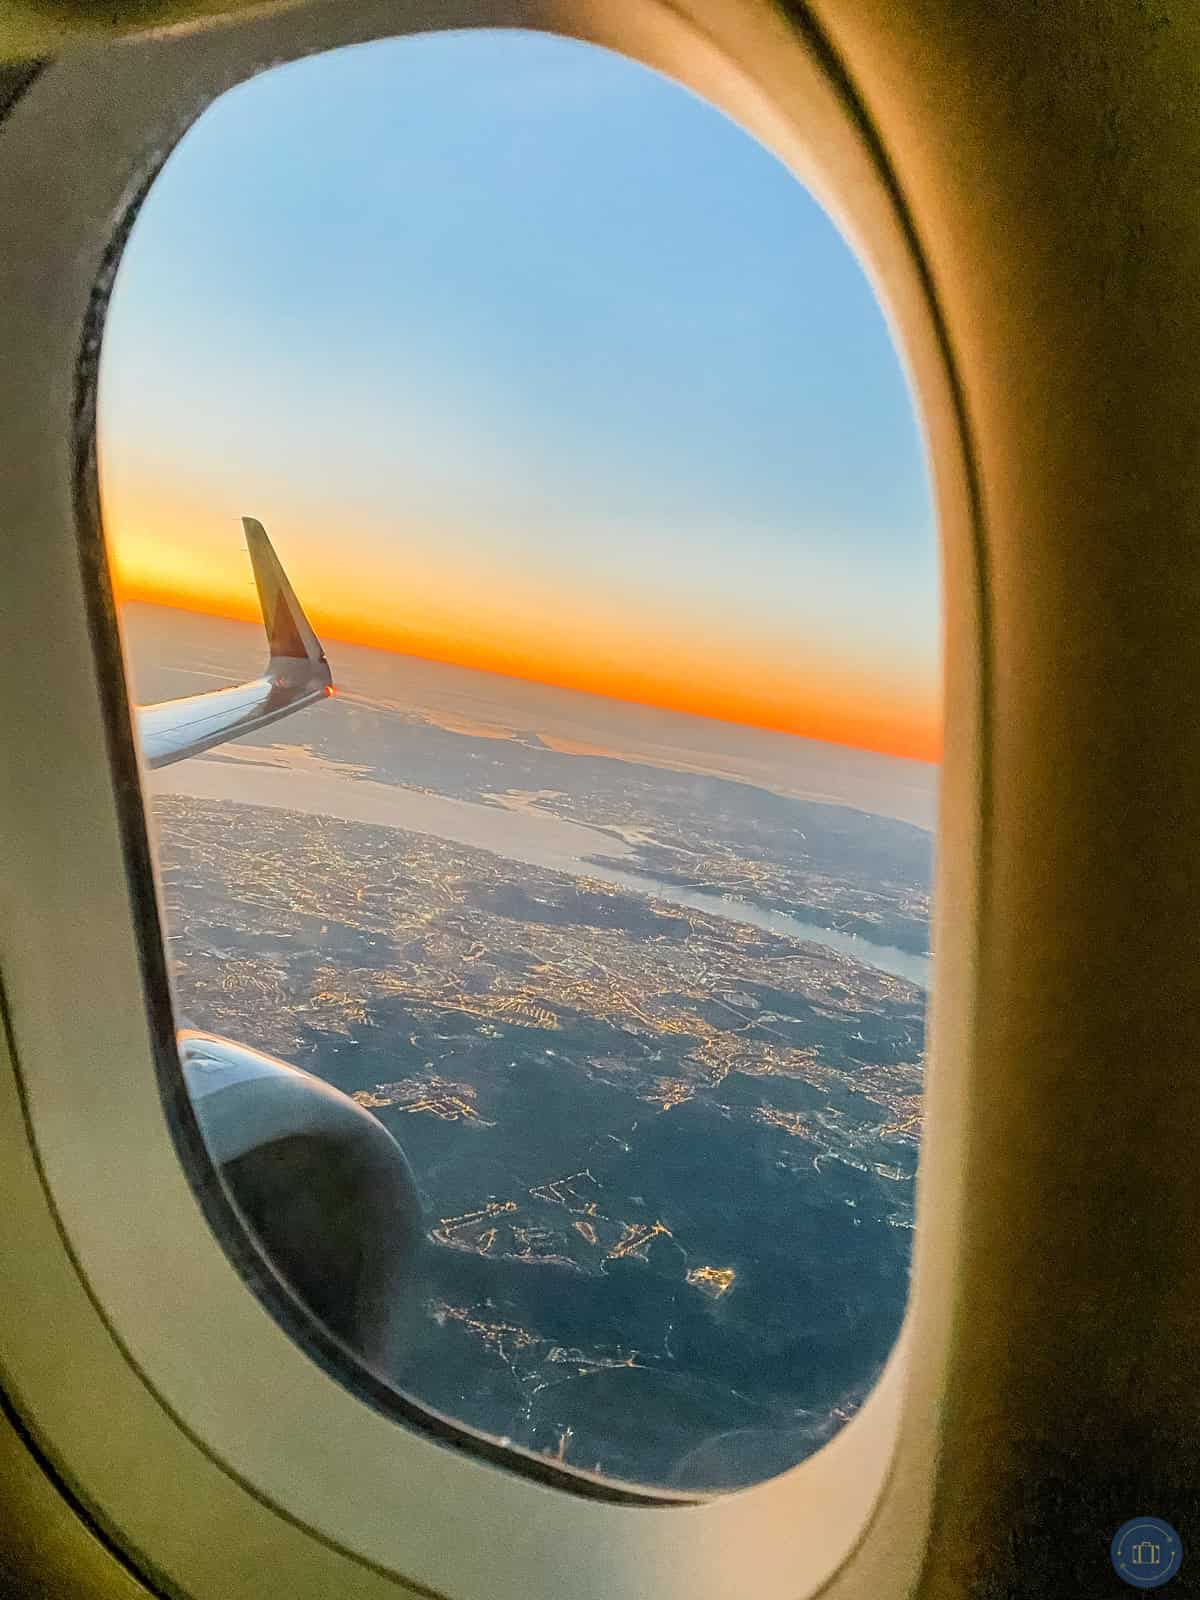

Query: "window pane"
left=99, top=29, right=938, bottom=1493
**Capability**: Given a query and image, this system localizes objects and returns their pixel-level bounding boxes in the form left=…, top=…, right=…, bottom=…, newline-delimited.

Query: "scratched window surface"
left=100, top=30, right=938, bottom=1492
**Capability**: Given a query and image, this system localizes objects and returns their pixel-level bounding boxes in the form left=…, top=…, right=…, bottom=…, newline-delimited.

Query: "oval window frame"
left=0, top=4, right=982, bottom=1598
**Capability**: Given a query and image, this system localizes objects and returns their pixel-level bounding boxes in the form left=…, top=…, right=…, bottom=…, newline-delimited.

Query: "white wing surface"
left=136, top=518, right=333, bottom=769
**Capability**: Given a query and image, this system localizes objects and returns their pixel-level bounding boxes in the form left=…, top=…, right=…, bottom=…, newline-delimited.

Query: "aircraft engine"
left=177, top=1030, right=423, bottom=1370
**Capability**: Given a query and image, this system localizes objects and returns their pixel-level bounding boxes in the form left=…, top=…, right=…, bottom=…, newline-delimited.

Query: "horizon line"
left=118, top=585, right=943, bottom=767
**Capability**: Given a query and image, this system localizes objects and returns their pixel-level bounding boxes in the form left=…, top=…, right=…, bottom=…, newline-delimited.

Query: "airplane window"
left=96, top=28, right=938, bottom=1494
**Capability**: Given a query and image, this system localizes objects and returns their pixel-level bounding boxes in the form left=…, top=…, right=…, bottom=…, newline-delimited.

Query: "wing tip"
left=240, top=515, right=330, bottom=675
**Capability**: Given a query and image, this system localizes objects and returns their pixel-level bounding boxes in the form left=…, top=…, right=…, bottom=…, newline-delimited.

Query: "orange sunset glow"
left=106, top=496, right=940, bottom=766
left=97, top=25, right=940, bottom=772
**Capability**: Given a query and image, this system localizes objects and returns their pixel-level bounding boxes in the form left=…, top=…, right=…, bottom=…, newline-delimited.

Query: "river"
left=150, top=754, right=930, bottom=990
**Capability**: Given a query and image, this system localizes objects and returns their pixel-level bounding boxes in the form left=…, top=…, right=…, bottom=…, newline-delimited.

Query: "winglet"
left=242, top=517, right=330, bottom=679
left=134, top=520, right=333, bottom=768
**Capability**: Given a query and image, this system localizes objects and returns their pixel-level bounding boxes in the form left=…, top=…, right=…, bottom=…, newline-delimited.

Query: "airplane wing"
left=135, top=518, right=333, bottom=769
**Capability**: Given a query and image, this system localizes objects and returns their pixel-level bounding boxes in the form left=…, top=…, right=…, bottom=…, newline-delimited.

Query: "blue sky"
left=99, top=27, right=939, bottom=759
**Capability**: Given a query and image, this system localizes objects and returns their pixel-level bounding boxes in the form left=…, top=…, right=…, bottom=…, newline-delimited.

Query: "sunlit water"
left=151, top=752, right=930, bottom=988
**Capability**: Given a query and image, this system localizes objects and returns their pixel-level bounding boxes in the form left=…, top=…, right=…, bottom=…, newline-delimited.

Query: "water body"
left=150, top=755, right=930, bottom=989
left=585, top=865, right=930, bottom=988
left=123, top=606, right=939, bottom=831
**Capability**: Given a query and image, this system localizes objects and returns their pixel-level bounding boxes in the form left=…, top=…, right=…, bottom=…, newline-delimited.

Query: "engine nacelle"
left=178, top=1030, right=423, bottom=1371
